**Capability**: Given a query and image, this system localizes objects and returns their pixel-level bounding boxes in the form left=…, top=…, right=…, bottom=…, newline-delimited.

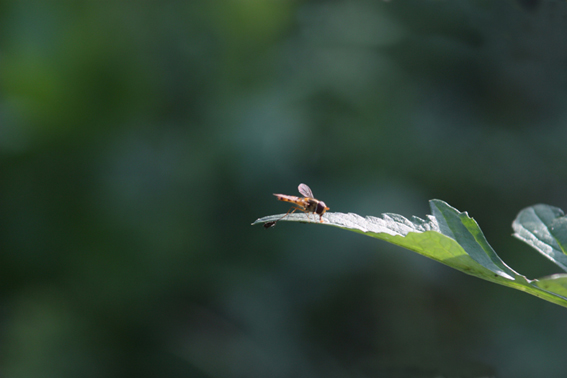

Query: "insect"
left=264, top=183, right=330, bottom=229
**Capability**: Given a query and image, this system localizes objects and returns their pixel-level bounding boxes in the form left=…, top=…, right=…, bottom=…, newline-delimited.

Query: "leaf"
left=532, top=274, right=567, bottom=298
left=253, top=199, right=567, bottom=308
left=512, top=204, right=567, bottom=272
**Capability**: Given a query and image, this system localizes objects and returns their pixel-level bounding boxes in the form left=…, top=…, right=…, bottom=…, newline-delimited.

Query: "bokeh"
left=2, top=0, right=567, bottom=377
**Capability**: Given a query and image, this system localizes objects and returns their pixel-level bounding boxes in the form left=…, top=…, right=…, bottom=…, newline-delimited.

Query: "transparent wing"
left=298, top=183, right=314, bottom=198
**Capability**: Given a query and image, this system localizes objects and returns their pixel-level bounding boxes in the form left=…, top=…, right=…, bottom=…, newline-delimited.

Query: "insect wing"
left=298, top=183, right=314, bottom=198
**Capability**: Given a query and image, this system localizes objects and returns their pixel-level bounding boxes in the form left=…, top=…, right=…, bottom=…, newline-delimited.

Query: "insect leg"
left=264, top=207, right=301, bottom=228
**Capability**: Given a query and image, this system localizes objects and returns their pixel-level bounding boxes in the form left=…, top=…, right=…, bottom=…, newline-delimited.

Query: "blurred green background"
left=2, top=0, right=567, bottom=377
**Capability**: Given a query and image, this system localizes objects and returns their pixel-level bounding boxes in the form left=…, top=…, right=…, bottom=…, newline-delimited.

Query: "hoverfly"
left=264, top=183, right=330, bottom=229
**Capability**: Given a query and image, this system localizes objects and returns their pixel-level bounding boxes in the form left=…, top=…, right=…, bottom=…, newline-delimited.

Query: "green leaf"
left=253, top=199, right=567, bottom=308
left=512, top=204, right=567, bottom=272
left=532, top=274, right=567, bottom=299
